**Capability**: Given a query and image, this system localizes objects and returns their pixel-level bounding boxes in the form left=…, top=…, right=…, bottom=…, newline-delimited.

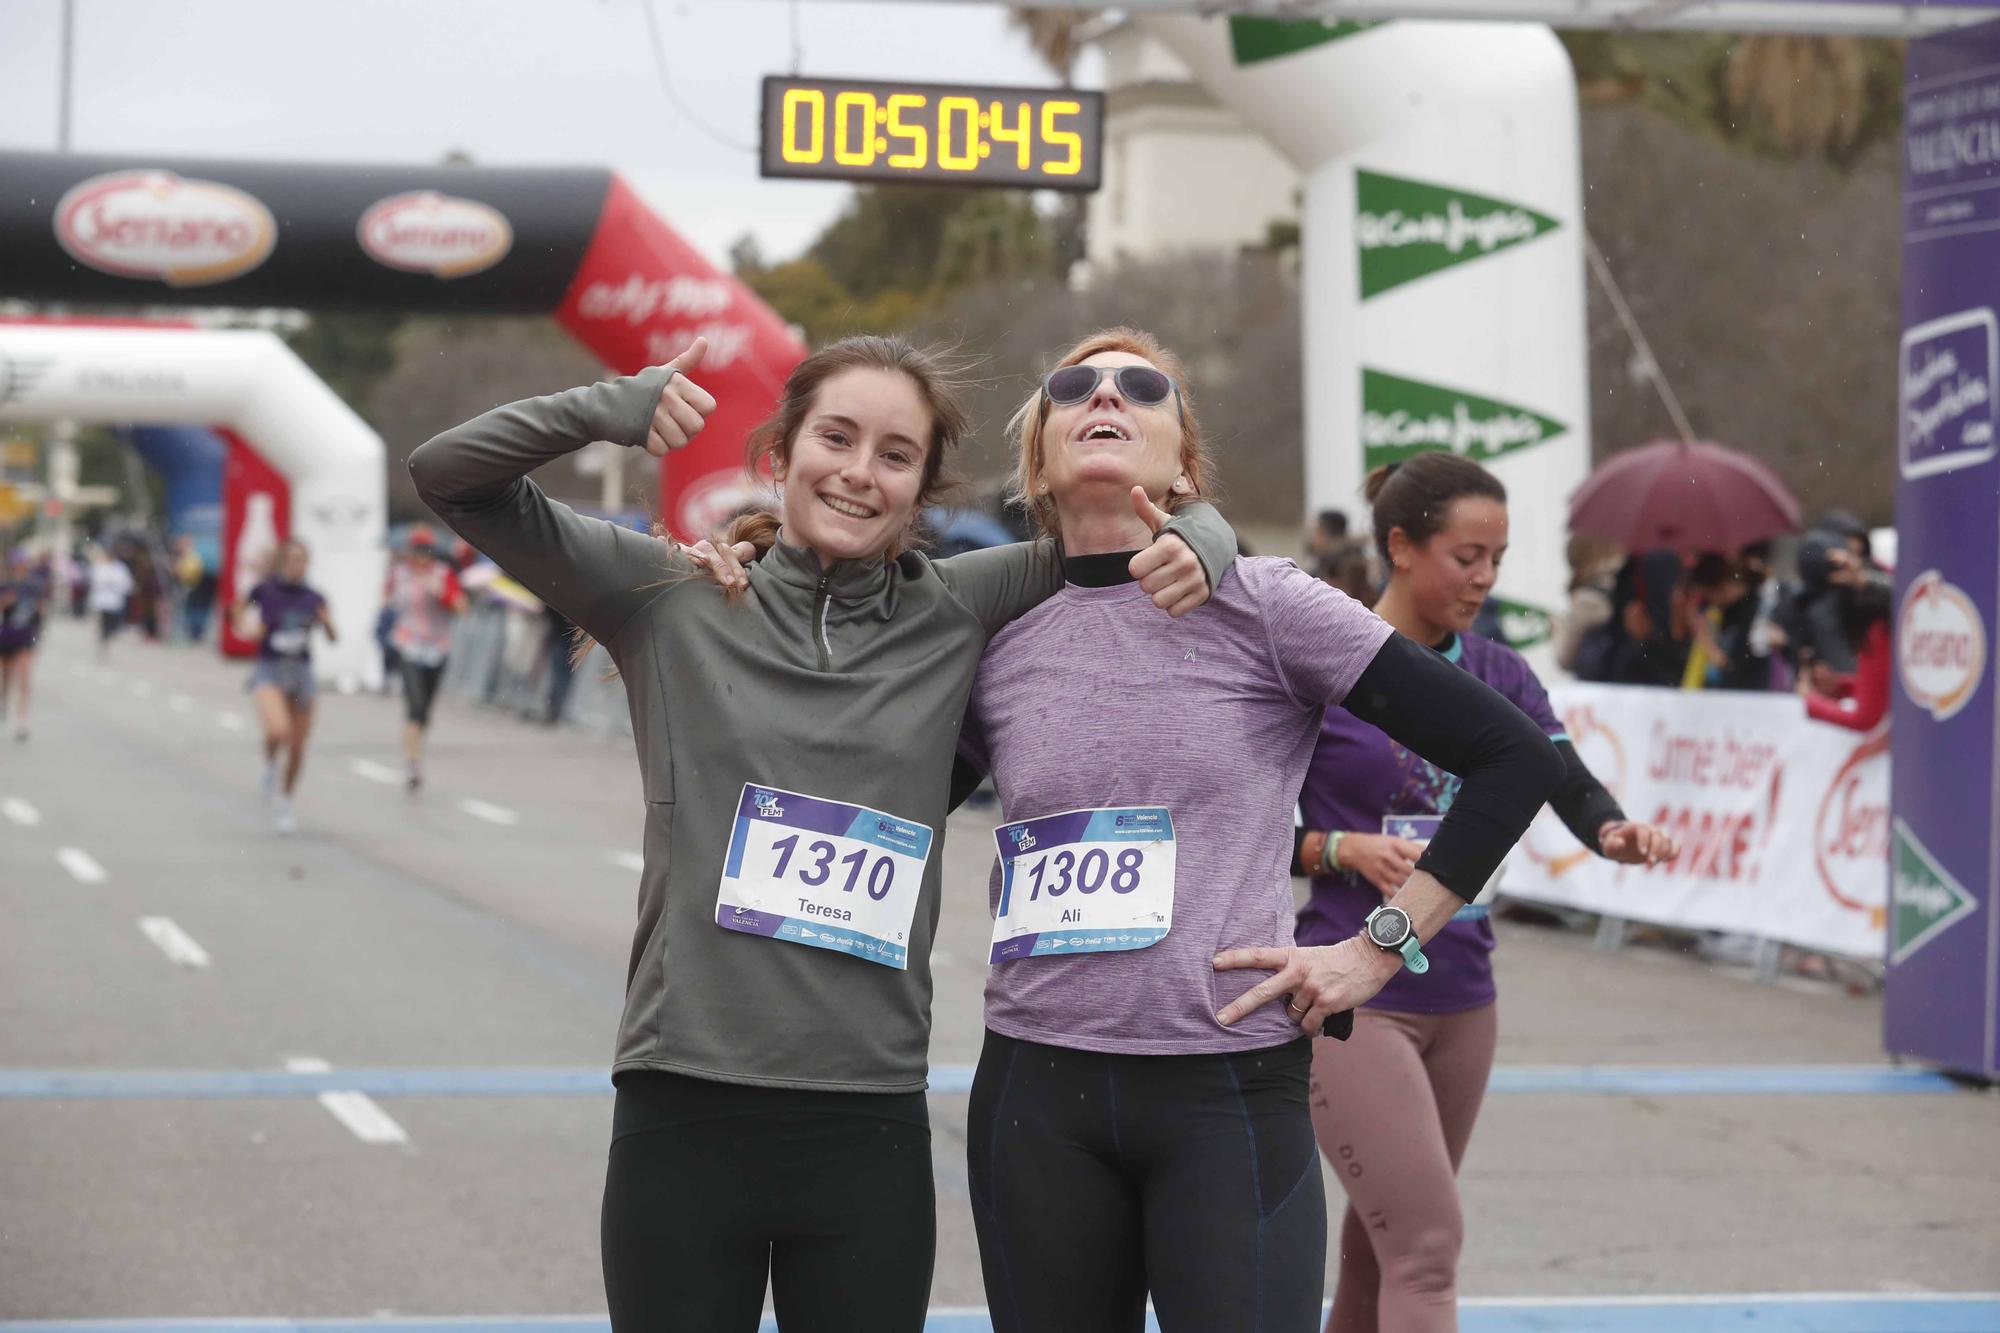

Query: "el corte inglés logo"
left=1890, top=817, right=1978, bottom=965
left=1228, top=16, right=1381, bottom=65
left=55, top=170, right=276, bottom=286
left=359, top=191, right=514, bottom=279
left=1361, top=368, right=1566, bottom=471
left=1356, top=170, right=1560, bottom=299
left=1897, top=570, right=1985, bottom=722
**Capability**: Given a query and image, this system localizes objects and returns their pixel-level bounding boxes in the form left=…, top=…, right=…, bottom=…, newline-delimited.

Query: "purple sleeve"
left=1489, top=643, right=1566, bottom=738
left=1251, top=559, right=1395, bottom=708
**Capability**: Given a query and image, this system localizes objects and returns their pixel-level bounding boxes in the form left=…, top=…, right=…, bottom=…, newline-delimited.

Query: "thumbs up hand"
left=1126, top=485, right=1210, bottom=618
left=644, top=337, right=720, bottom=458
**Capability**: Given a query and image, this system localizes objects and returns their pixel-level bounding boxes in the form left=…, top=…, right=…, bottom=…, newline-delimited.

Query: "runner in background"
left=386, top=527, right=465, bottom=790
left=86, top=545, right=133, bottom=660
left=233, top=538, right=337, bottom=835
left=1292, top=452, right=1679, bottom=1333
left=0, top=548, right=51, bottom=740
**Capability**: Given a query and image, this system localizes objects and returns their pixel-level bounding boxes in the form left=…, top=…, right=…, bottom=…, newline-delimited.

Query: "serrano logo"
left=358, top=191, right=513, bottom=278
left=1813, top=730, right=1890, bottom=921
left=55, top=170, right=276, bottom=286
left=1897, top=570, right=1985, bottom=721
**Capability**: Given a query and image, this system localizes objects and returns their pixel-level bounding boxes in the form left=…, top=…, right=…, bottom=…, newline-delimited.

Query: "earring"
left=1171, top=477, right=1191, bottom=495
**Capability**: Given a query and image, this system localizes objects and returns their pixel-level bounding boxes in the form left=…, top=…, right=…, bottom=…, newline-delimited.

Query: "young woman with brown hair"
left=409, top=334, right=1234, bottom=1333
left=1294, top=452, right=1678, bottom=1333
left=953, top=332, right=1565, bottom=1333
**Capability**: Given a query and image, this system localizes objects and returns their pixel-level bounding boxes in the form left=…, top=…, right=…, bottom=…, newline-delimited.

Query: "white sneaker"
left=273, top=798, right=297, bottom=836
left=261, top=761, right=280, bottom=803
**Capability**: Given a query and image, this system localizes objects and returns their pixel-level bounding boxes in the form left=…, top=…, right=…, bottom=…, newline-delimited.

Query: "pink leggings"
left=1308, top=1003, right=1498, bottom=1333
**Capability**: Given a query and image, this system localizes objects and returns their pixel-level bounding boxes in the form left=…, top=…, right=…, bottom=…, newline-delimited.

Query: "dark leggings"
left=601, top=1069, right=936, bottom=1333
left=400, top=659, right=446, bottom=726
left=968, top=1031, right=1327, bottom=1333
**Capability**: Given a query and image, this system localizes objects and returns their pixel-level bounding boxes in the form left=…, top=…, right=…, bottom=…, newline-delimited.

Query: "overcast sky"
left=0, top=0, right=1096, bottom=267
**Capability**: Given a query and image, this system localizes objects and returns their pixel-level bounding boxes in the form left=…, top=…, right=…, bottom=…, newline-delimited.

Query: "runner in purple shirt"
left=956, top=331, right=1564, bottom=1333
left=232, top=538, right=336, bottom=835
left=0, top=548, right=50, bottom=741
left=1292, top=453, right=1677, bottom=1333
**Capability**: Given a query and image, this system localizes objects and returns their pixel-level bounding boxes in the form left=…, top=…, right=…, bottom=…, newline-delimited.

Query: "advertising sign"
left=1891, top=26, right=2000, bottom=1076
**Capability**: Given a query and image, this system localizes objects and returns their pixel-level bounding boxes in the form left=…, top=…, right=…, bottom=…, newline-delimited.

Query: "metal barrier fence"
left=433, top=600, right=632, bottom=742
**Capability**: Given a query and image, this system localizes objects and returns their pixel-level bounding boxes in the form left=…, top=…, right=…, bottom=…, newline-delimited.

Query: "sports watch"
left=1362, top=905, right=1429, bottom=974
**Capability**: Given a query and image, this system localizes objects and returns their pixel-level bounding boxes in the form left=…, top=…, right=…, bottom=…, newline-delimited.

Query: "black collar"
left=1063, top=550, right=1141, bottom=587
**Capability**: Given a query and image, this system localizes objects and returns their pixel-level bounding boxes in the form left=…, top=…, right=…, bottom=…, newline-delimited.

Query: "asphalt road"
left=1, top=618, right=1995, bottom=1326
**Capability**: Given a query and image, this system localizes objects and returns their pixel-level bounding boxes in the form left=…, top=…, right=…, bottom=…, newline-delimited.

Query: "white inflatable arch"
left=0, top=321, right=385, bottom=686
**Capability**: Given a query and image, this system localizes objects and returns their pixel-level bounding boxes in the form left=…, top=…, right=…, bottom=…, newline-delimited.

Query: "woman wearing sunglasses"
left=410, top=333, right=1235, bottom=1333
left=954, top=329, right=1564, bottom=1333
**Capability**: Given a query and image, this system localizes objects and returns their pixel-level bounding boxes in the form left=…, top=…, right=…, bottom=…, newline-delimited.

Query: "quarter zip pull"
left=814, top=573, right=833, bottom=671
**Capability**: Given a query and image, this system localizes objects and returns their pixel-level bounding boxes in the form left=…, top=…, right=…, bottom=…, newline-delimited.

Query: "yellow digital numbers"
left=764, top=78, right=1099, bottom=189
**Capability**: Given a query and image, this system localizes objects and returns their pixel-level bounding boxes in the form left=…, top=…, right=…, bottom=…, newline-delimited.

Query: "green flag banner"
left=1357, top=169, right=1560, bottom=299
left=1229, top=17, right=1381, bottom=65
left=1361, top=368, right=1567, bottom=471
left=1891, top=817, right=1979, bottom=966
left=1491, top=597, right=1555, bottom=651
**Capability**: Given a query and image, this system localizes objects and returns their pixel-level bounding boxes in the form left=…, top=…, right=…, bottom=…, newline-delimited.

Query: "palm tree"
left=1723, top=36, right=1886, bottom=159
left=1008, top=7, right=1092, bottom=81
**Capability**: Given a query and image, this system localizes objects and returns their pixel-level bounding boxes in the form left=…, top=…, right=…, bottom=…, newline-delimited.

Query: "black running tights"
left=968, top=1031, right=1328, bottom=1333
left=601, top=1069, right=935, bottom=1333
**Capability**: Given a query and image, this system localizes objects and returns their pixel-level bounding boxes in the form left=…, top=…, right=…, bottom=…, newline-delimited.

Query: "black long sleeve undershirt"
left=1333, top=633, right=1565, bottom=901
left=1296, top=737, right=1628, bottom=871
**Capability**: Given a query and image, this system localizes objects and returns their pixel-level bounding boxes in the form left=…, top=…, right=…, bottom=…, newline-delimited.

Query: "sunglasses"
left=1041, top=363, right=1179, bottom=411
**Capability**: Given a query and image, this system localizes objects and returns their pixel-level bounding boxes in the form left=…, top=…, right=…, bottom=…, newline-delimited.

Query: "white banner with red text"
left=1500, top=683, right=1888, bottom=960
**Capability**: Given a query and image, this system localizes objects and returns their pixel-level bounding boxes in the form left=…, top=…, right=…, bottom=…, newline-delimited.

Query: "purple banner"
left=1891, top=22, right=2000, bottom=1077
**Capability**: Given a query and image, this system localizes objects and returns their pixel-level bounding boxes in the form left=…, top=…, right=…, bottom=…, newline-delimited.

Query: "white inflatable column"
left=1139, top=17, right=1590, bottom=655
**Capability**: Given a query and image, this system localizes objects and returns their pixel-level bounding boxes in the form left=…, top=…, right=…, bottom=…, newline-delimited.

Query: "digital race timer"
left=759, top=76, right=1103, bottom=191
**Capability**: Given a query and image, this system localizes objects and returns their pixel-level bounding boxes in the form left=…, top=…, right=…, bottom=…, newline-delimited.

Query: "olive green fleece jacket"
left=409, top=367, right=1236, bottom=1092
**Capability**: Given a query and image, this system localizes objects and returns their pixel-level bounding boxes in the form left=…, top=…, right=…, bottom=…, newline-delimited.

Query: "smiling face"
left=776, top=367, right=933, bottom=566
left=1388, top=496, right=1509, bottom=636
left=1037, top=351, right=1187, bottom=506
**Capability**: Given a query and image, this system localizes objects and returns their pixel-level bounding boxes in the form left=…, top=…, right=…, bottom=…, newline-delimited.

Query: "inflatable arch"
left=0, top=320, right=387, bottom=685
left=0, top=151, right=808, bottom=682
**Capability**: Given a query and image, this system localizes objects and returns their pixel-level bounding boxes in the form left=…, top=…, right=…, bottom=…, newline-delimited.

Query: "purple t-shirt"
left=0, top=574, right=48, bottom=648
left=1296, top=631, right=1565, bottom=1014
left=246, top=578, right=326, bottom=661
left=961, top=556, right=1393, bottom=1055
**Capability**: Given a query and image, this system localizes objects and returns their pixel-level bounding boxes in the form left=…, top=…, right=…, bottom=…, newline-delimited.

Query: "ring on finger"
left=1286, top=997, right=1307, bottom=1015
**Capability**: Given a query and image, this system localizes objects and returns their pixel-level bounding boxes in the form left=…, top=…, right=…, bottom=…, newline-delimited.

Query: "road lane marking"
left=284, top=1057, right=410, bottom=1145
left=168, top=693, right=194, bottom=714
left=607, top=850, right=645, bottom=873
left=350, top=758, right=402, bottom=786
left=2, top=797, right=41, bottom=827
left=2, top=1295, right=2000, bottom=1332
left=0, top=1065, right=1969, bottom=1101
left=215, top=712, right=247, bottom=732
left=138, top=917, right=212, bottom=969
left=55, top=848, right=107, bottom=884
left=457, top=797, right=519, bottom=826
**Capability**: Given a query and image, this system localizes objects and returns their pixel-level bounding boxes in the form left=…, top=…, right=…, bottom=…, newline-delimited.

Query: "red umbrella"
left=1567, top=439, right=1801, bottom=553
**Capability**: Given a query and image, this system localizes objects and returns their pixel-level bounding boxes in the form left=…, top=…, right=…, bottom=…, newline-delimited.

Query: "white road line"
left=2, top=797, right=41, bottom=827
left=350, top=758, right=402, bottom=786
left=168, top=693, right=194, bottom=714
left=129, top=679, right=154, bottom=698
left=608, top=850, right=645, bottom=873
left=55, top=848, right=107, bottom=884
left=285, top=1057, right=410, bottom=1146
left=138, top=916, right=212, bottom=969
left=457, top=797, right=519, bottom=827
left=215, top=712, right=247, bottom=732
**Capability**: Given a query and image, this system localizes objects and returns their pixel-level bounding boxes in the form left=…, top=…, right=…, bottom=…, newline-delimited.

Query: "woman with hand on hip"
left=1294, top=452, right=1679, bottom=1333
left=410, top=334, right=1233, bottom=1333
left=956, top=331, right=1564, bottom=1333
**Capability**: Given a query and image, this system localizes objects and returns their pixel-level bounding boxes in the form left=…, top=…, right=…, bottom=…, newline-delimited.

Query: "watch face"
left=1369, top=908, right=1411, bottom=948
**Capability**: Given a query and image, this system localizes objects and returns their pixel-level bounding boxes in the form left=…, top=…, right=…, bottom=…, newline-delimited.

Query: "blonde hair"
left=1005, top=327, right=1215, bottom=541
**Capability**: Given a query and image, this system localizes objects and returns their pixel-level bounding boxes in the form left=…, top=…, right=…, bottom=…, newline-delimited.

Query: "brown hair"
left=1363, top=452, right=1507, bottom=566
left=719, top=333, right=969, bottom=561
left=1006, top=327, right=1216, bottom=541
